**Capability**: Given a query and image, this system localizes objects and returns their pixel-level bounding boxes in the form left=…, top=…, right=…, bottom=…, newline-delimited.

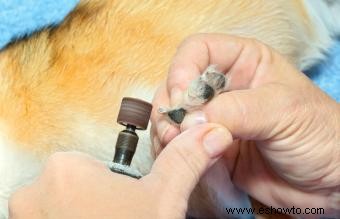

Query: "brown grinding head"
left=117, top=97, right=153, bottom=130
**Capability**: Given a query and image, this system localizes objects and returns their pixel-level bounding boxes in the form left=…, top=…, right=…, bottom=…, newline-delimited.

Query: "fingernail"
left=181, top=111, right=207, bottom=131
left=170, top=87, right=183, bottom=106
left=203, top=128, right=231, bottom=157
left=157, top=120, right=170, bottom=141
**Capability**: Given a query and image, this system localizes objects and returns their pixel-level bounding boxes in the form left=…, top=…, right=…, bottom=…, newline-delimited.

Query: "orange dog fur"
left=0, top=0, right=339, bottom=218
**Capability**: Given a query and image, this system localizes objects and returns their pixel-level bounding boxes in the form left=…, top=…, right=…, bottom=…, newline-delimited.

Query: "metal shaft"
left=113, top=125, right=138, bottom=166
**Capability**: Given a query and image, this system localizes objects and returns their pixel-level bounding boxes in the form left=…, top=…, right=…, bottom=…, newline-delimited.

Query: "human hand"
left=9, top=123, right=232, bottom=219
left=151, top=34, right=340, bottom=215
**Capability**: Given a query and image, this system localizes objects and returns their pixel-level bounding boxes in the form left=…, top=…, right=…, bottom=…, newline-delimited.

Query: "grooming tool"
left=109, top=97, right=152, bottom=179
left=159, top=65, right=228, bottom=125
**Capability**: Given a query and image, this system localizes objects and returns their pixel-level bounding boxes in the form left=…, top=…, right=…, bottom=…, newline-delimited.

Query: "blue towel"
left=0, top=0, right=339, bottom=101
left=0, top=0, right=79, bottom=49
left=305, top=40, right=340, bottom=102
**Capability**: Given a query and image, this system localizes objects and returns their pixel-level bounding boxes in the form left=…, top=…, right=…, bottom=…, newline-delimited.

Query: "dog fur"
left=0, top=0, right=339, bottom=218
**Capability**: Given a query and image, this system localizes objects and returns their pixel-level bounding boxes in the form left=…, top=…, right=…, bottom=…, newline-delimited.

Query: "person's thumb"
left=148, top=123, right=233, bottom=201
left=181, top=78, right=306, bottom=141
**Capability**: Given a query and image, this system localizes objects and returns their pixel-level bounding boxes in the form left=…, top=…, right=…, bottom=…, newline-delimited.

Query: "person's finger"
left=200, top=49, right=315, bottom=140
left=184, top=74, right=309, bottom=141
left=167, top=34, right=293, bottom=99
left=151, top=83, right=180, bottom=146
left=167, top=34, right=244, bottom=93
left=176, top=35, right=308, bottom=140
left=226, top=38, right=263, bottom=90
left=156, top=34, right=244, bottom=144
left=158, top=34, right=293, bottom=145
left=147, top=123, right=233, bottom=200
left=204, top=86, right=289, bottom=140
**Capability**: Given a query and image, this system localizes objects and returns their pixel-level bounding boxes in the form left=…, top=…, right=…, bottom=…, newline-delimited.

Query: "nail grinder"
left=108, top=97, right=153, bottom=179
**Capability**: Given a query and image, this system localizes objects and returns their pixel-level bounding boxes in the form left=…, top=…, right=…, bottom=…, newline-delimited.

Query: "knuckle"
left=42, top=152, right=75, bottom=188
left=179, top=34, right=206, bottom=50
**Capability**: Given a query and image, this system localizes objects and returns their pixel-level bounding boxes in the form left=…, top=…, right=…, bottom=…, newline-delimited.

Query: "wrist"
left=326, top=113, right=340, bottom=212
left=332, top=105, right=340, bottom=190
left=313, top=102, right=340, bottom=214
left=298, top=110, right=340, bottom=194
left=322, top=103, right=340, bottom=192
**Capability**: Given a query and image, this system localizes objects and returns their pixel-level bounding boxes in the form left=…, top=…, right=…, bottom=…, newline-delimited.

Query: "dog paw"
left=159, top=65, right=227, bottom=124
